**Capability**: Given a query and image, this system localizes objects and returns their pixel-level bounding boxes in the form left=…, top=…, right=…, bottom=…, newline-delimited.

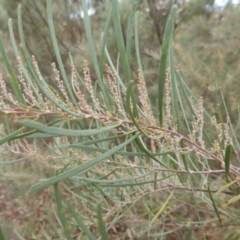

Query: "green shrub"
left=1, top=0, right=240, bottom=239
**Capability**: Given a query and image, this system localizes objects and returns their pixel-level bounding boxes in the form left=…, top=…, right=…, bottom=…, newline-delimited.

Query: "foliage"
left=1, top=0, right=240, bottom=239
left=175, top=4, right=240, bottom=123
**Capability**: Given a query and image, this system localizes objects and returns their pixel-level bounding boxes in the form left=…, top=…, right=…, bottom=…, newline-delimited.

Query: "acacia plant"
left=1, top=0, right=240, bottom=239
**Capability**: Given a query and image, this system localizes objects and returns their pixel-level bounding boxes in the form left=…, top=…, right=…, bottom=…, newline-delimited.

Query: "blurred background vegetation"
left=1, top=0, right=240, bottom=239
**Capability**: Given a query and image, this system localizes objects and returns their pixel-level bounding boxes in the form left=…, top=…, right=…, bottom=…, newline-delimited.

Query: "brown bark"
left=147, top=0, right=174, bottom=45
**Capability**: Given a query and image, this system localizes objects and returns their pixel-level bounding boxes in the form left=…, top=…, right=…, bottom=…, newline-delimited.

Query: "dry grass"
left=1, top=159, right=240, bottom=239
left=0, top=159, right=57, bottom=239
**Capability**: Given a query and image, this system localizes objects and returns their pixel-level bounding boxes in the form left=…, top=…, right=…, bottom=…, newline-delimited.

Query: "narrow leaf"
left=56, top=143, right=171, bottom=157
left=224, top=144, right=232, bottom=181
left=223, top=194, right=240, bottom=207
left=97, top=204, right=110, bottom=240
left=99, top=8, right=112, bottom=78
left=126, top=2, right=137, bottom=64
left=17, top=5, right=46, bottom=106
left=158, top=6, right=177, bottom=126
left=66, top=201, right=97, bottom=240
left=207, top=185, right=222, bottom=224
left=47, top=0, right=77, bottom=106
left=0, top=35, right=25, bottom=104
left=81, top=0, right=109, bottom=105
left=0, top=224, right=8, bottom=240
left=28, top=133, right=139, bottom=195
left=111, top=0, right=131, bottom=82
left=0, top=156, right=29, bottom=166
left=0, top=127, right=25, bottom=145
left=126, top=80, right=139, bottom=120
left=183, top=229, right=191, bottom=240
left=216, top=180, right=237, bottom=195
left=54, top=183, right=73, bottom=240
left=19, top=120, right=119, bottom=137
left=150, top=190, right=174, bottom=224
